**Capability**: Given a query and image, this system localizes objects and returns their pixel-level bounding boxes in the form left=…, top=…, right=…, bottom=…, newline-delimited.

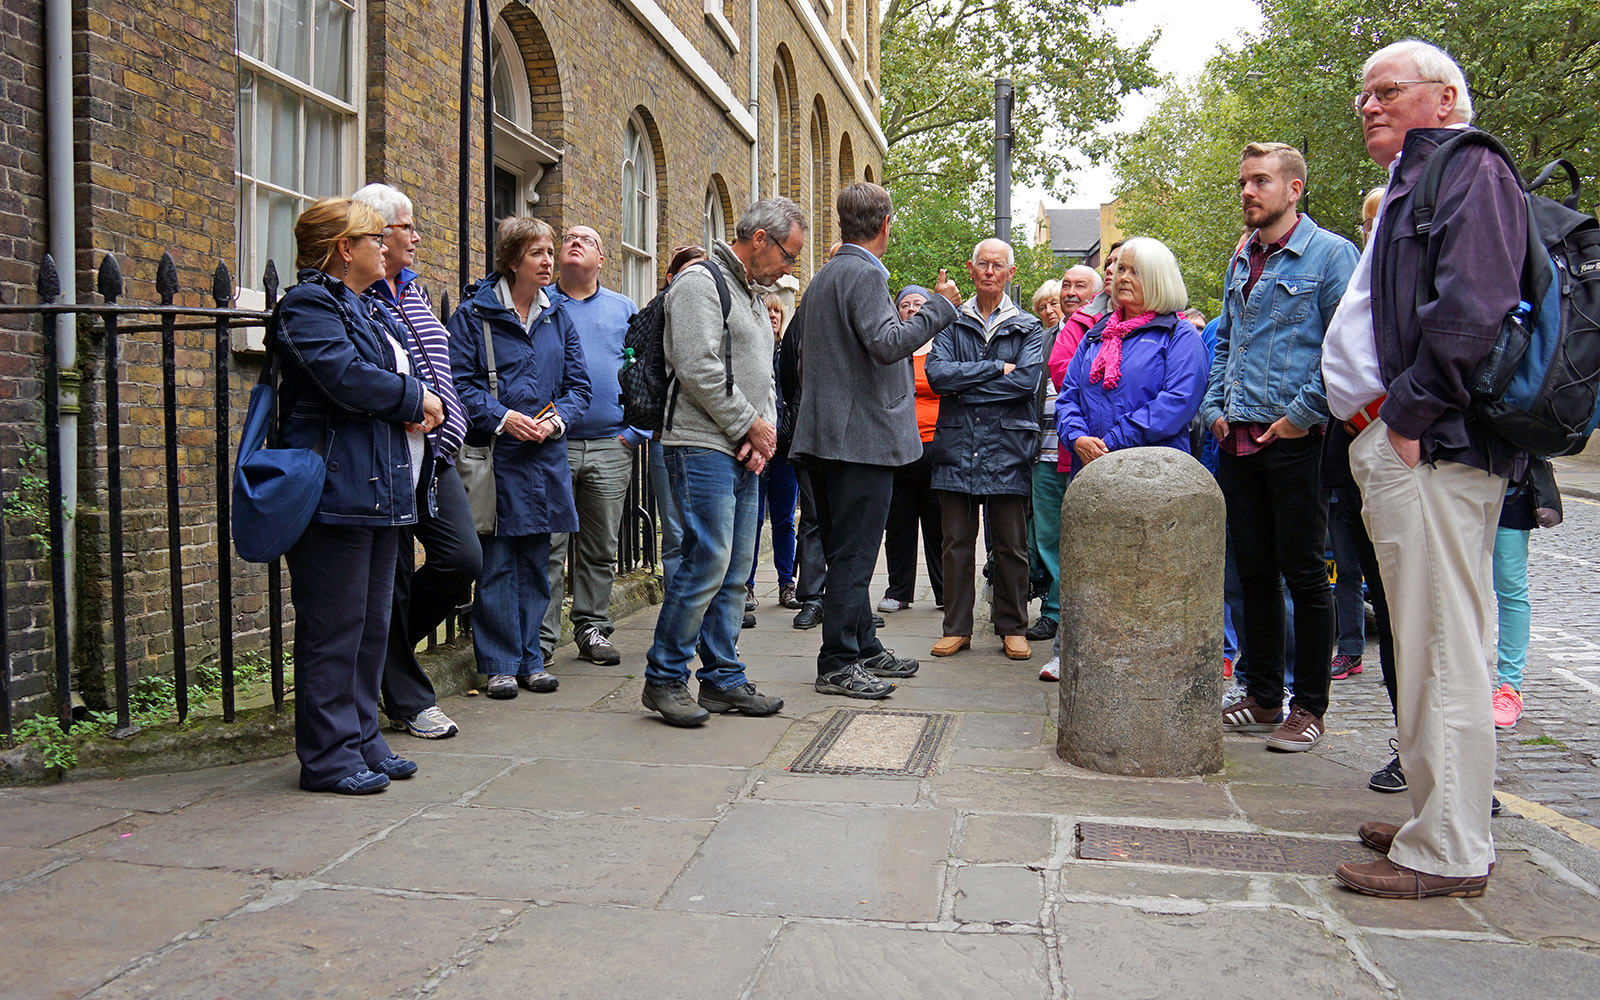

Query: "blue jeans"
left=473, top=533, right=554, bottom=676
left=649, top=441, right=683, bottom=588
left=1329, top=490, right=1367, bottom=656
left=753, top=452, right=799, bottom=587
left=1493, top=526, right=1530, bottom=691
left=645, top=446, right=758, bottom=689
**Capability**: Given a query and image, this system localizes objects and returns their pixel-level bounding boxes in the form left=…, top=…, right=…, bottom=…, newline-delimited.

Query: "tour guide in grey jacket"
left=642, top=199, right=800, bottom=728
left=789, top=181, right=960, bottom=699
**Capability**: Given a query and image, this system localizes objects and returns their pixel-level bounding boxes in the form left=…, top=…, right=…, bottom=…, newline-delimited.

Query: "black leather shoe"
left=871, top=613, right=886, bottom=628
left=792, top=603, right=823, bottom=629
left=742, top=612, right=757, bottom=629
left=1025, top=616, right=1058, bottom=641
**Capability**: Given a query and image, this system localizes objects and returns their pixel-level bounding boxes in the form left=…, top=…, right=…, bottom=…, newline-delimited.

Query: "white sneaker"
left=876, top=597, right=910, bottom=613
left=395, top=704, right=459, bottom=739
left=1039, top=657, right=1060, bottom=682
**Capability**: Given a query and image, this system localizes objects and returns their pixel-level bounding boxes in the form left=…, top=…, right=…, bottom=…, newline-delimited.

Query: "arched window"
left=621, top=114, right=658, bottom=305
left=703, top=183, right=727, bottom=250
left=489, top=17, right=561, bottom=229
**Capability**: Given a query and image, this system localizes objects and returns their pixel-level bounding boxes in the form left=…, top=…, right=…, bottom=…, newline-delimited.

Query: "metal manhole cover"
left=788, top=709, right=954, bottom=777
left=1077, top=822, right=1374, bottom=875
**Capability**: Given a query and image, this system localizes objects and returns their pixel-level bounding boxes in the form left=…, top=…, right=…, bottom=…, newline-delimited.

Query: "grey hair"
left=970, top=238, right=1015, bottom=266
left=1116, top=238, right=1188, bottom=314
left=1064, top=263, right=1103, bottom=295
left=350, top=183, right=414, bottom=225
left=1363, top=39, right=1474, bottom=124
left=736, top=196, right=809, bottom=244
left=1031, top=279, right=1061, bottom=310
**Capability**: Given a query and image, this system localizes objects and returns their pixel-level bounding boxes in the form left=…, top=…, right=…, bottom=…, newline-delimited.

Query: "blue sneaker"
left=320, top=769, right=390, bottom=795
left=372, top=755, right=418, bottom=780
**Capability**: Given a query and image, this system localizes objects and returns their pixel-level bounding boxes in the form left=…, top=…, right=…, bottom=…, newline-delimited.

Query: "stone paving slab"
left=1365, top=935, right=1600, bottom=1000
left=932, top=769, right=1236, bottom=820
left=83, top=886, right=510, bottom=1000
left=0, top=799, right=131, bottom=848
left=1053, top=900, right=1390, bottom=999
left=663, top=801, right=953, bottom=921
left=324, top=805, right=712, bottom=905
left=471, top=758, right=747, bottom=818
left=957, top=812, right=1056, bottom=864
left=1228, top=780, right=1413, bottom=836
left=1058, top=862, right=1256, bottom=902
left=0, top=859, right=261, bottom=1000
left=751, top=771, right=922, bottom=805
left=0, top=759, right=292, bottom=814
left=748, top=922, right=1050, bottom=1000
left=426, top=903, right=782, bottom=1000
left=0, top=844, right=64, bottom=881
left=951, top=864, right=1045, bottom=924
left=79, top=793, right=418, bottom=876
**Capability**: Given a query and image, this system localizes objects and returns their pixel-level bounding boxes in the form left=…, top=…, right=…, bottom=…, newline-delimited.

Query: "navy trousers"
left=288, top=521, right=398, bottom=789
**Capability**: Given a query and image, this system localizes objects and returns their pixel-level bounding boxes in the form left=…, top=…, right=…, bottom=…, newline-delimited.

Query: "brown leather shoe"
left=1334, top=857, right=1488, bottom=898
left=1357, top=821, right=1400, bottom=853
left=1002, top=635, right=1031, bottom=660
left=931, top=635, right=971, bottom=657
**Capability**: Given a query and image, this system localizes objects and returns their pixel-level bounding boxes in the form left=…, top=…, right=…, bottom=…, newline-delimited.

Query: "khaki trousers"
left=1348, top=418, right=1503, bottom=877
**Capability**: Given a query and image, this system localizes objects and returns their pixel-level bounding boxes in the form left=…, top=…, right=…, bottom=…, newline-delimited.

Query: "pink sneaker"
left=1492, top=683, right=1524, bottom=728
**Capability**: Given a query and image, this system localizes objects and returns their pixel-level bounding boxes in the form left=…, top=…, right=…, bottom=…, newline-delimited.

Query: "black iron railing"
left=0, top=249, right=660, bottom=743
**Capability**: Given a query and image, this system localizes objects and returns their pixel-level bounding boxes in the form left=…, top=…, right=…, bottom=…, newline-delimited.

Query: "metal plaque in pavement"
left=1077, top=822, right=1373, bottom=874
left=788, top=709, right=954, bottom=777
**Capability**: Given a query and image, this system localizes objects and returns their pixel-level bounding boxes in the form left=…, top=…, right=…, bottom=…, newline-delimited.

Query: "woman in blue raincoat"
left=448, top=216, right=591, bottom=699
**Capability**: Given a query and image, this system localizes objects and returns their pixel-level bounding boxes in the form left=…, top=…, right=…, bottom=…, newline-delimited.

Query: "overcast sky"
left=1037, top=0, right=1264, bottom=213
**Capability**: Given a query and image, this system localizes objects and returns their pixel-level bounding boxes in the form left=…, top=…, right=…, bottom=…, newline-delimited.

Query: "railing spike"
left=156, top=252, right=178, bottom=304
left=98, top=253, right=123, bottom=302
left=37, top=253, right=60, bottom=301
left=212, top=261, right=232, bottom=307
left=263, top=259, right=280, bottom=304
left=439, top=289, right=450, bottom=323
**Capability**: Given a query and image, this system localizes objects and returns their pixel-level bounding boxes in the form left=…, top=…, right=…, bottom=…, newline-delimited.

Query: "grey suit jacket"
left=789, top=245, right=957, bottom=466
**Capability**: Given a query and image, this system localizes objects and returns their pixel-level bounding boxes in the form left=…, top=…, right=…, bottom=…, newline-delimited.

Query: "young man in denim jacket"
left=1204, top=142, right=1359, bottom=754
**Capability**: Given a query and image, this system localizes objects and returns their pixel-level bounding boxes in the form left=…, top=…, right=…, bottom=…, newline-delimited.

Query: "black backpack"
left=619, top=259, right=733, bottom=432
left=1413, top=130, right=1600, bottom=457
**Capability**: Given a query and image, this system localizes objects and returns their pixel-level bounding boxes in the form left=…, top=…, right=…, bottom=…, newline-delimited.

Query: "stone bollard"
left=1056, top=446, right=1225, bottom=776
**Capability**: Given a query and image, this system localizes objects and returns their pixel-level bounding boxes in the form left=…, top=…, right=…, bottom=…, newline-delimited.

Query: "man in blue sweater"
left=540, top=224, right=651, bottom=665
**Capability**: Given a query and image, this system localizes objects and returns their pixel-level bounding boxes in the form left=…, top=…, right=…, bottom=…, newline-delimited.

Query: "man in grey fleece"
left=640, top=197, right=805, bottom=726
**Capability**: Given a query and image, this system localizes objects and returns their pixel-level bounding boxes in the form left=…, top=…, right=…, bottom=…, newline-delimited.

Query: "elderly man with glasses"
left=925, top=238, right=1045, bottom=663
left=537, top=224, right=652, bottom=669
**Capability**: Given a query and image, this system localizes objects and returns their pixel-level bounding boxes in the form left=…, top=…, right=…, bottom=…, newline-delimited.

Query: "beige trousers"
left=1348, top=418, right=1503, bottom=877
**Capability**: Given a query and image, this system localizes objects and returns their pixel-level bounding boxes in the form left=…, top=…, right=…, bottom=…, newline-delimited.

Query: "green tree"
left=1112, top=0, right=1599, bottom=312
left=879, top=1, right=1160, bottom=301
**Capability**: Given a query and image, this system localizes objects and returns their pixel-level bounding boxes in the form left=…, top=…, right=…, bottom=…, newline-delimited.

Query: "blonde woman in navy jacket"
left=275, top=197, right=444, bottom=794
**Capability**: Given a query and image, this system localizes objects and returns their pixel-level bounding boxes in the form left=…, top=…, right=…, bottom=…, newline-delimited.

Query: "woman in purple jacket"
left=1056, top=237, right=1207, bottom=472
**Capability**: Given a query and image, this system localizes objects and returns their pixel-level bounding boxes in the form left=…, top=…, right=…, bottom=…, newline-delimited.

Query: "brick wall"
left=0, top=0, right=881, bottom=721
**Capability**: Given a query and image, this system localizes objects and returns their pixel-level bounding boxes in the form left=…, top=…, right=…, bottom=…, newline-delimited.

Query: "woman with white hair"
left=1056, top=237, right=1208, bottom=470
left=352, top=182, right=480, bottom=741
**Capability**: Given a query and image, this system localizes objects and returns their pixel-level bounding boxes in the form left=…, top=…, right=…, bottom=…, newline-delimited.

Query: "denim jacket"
left=1200, top=215, right=1359, bottom=432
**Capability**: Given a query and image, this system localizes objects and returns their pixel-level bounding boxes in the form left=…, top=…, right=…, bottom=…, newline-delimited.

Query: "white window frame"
left=703, top=184, right=726, bottom=251
left=621, top=115, right=658, bottom=306
left=490, top=18, right=562, bottom=218
left=234, top=0, right=364, bottom=310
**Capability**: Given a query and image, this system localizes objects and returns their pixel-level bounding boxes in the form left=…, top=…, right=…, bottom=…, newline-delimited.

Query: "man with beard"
left=1203, top=142, right=1358, bottom=754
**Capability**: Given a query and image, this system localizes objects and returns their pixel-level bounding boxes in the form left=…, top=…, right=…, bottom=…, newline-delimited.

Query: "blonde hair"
left=294, top=197, right=387, bottom=273
left=1241, top=141, right=1307, bottom=187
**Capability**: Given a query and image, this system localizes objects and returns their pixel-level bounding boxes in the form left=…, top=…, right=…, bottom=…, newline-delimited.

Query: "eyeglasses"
left=769, top=235, right=798, bottom=268
left=671, top=244, right=706, bottom=257
left=1354, top=80, right=1440, bottom=113
left=562, top=233, right=600, bottom=249
left=972, top=261, right=1010, bottom=273
left=353, top=232, right=386, bottom=246
left=384, top=222, right=419, bottom=236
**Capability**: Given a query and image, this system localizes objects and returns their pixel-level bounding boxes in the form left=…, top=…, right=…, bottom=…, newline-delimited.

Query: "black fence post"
left=99, top=254, right=137, bottom=737
left=156, top=253, right=188, bottom=720
left=213, top=262, right=236, bottom=722
left=262, top=261, right=286, bottom=713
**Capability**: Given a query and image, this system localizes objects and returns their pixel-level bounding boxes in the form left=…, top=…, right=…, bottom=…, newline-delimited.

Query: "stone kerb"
left=1057, top=446, right=1225, bottom=776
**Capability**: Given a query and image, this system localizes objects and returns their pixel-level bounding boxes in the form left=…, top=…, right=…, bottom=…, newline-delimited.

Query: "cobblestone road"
left=1313, top=492, right=1600, bottom=824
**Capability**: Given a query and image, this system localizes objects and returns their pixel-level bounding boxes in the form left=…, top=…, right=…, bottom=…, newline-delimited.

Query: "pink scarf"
left=1088, top=309, right=1157, bottom=390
